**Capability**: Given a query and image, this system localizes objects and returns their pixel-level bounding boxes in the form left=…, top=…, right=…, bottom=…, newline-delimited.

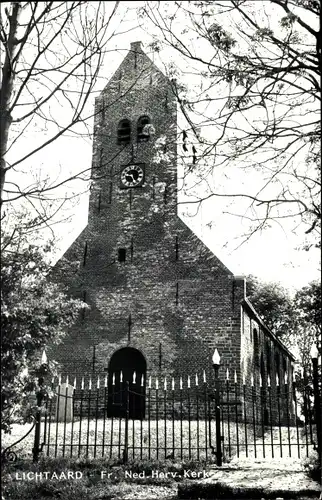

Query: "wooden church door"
left=107, top=347, right=146, bottom=419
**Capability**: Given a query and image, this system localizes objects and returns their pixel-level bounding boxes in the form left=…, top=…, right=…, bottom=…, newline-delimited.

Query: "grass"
left=2, top=473, right=178, bottom=500
left=1, top=457, right=203, bottom=500
left=2, top=454, right=320, bottom=500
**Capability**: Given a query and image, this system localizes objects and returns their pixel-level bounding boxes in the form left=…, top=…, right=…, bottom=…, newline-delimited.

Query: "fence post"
left=212, top=349, right=222, bottom=466
left=32, top=378, right=44, bottom=462
left=123, top=381, right=129, bottom=463
left=311, top=351, right=321, bottom=464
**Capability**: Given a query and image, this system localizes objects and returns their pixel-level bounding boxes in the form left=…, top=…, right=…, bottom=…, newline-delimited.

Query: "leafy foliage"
left=1, top=231, right=85, bottom=433
left=293, top=280, right=321, bottom=365
left=294, top=281, right=321, bottom=335
left=246, top=275, right=321, bottom=366
left=246, top=275, right=296, bottom=337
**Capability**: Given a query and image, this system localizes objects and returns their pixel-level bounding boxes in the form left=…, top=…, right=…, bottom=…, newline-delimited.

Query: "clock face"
left=120, top=164, right=144, bottom=188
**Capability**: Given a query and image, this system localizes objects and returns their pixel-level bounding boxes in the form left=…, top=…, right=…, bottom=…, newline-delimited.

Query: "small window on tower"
left=118, top=248, right=126, bottom=262
left=137, top=116, right=151, bottom=142
left=117, top=119, right=131, bottom=144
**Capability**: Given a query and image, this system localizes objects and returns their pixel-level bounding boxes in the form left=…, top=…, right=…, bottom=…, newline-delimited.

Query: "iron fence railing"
left=30, top=369, right=319, bottom=463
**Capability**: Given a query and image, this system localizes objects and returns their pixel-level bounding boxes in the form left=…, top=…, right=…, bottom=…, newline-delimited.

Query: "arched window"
left=275, top=351, right=280, bottom=378
left=266, top=341, right=271, bottom=374
left=260, top=353, right=265, bottom=385
left=117, top=119, right=131, bottom=144
left=137, top=115, right=151, bottom=142
left=282, top=357, right=287, bottom=389
left=253, top=328, right=260, bottom=366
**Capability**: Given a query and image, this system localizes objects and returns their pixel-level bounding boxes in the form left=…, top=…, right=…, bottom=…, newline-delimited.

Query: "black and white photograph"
left=1, top=1, right=321, bottom=499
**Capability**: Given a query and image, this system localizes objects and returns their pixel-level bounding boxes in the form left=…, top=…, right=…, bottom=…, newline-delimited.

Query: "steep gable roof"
left=101, top=41, right=170, bottom=97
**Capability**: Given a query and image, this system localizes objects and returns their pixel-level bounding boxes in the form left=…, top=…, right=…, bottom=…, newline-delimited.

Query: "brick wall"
left=51, top=42, right=293, bottom=424
left=51, top=42, right=243, bottom=389
left=240, top=304, right=295, bottom=423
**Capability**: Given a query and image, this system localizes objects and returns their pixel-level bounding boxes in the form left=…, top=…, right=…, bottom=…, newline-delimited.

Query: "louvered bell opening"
left=137, top=116, right=150, bottom=142
left=117, top=120, right=131, bottom=144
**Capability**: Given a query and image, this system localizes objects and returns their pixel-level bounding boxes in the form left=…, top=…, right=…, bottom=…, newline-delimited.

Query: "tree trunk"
left=0, top=2, right=21, bottom=203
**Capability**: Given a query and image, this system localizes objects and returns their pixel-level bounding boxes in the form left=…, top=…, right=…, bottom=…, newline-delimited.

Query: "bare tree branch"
left=141, top=0, right=321, bottom=246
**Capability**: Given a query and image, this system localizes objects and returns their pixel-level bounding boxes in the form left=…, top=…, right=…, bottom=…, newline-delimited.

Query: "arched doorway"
left=107, top=347, right=146, bottom=419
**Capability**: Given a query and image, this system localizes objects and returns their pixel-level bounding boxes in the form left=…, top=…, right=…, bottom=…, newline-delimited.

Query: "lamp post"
left=32, top=349, right=49, bottom=462
left=212, top=348, right=222, bottom=466
left=310, top=344, right=321, bottom=463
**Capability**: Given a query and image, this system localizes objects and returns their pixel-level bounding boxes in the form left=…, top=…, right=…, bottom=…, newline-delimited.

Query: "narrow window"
left=175, top=236, right=179, bottom=260
left=82, top=291, right=87, bottom=320
left=266, top=342, right=271, bottom=374
left=275, top=352, right=281, bottom=392
left=291, top=367, right=295, bottom=399
left=101, top=99, right=105, bottom=121
left=283, top=357, right=287, bottom=390
left=159, top=343, right=162, bottom=369
left=275, top=351, right=280, bottom=380
left=253, top=328, right=260, bottom=366
left=117, top=119, right=131, bottom=144
left=92, top=345, right=96, bottom=372
left=83, top=242, right=88, bottom=267
left=137, top=115, right=151, bottom=142
left=118, top=248, right=126, bottom=262
left=108, top=182, right=112, bottom=204
left=260, top=353, right=265, bottom=385
left=97, top=191, right=101, bottom=212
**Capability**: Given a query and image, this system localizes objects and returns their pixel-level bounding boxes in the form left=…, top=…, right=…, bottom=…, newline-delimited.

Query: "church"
left=52, top=41, right=295, bottom=419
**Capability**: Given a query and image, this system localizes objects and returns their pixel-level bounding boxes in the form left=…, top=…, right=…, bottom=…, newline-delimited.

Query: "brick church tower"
left=53, top=41, right=294, bottom=418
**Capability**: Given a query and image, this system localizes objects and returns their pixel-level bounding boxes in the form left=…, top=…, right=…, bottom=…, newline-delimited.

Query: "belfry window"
left=117, top=119, right=131, bottom=144
left=137, top=115, right=151, bottom=142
